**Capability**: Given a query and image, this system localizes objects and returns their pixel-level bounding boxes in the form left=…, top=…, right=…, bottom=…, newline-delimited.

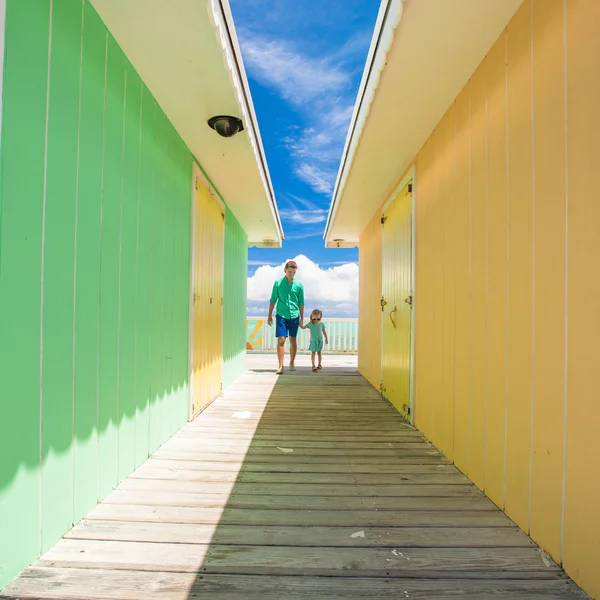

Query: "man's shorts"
left=275, top=314, right=300, bottom=338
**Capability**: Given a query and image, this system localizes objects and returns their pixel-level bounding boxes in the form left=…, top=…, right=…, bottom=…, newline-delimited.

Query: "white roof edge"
left=324, top=0, right=403, bottom=245
left=209, top=0, right=285, bottom=244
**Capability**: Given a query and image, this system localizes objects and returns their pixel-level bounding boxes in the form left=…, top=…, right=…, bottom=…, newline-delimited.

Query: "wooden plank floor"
left=1, top=354, right=589, bottom=599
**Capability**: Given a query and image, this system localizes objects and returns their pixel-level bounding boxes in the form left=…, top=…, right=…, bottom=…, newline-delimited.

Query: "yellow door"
left=381, top=181, right=413, bottom=420
left=191, top=175, right=224, bottom=416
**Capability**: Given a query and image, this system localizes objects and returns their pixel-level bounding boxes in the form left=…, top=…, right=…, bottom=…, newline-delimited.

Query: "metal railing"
left=246, top=317, right=358, bottom=354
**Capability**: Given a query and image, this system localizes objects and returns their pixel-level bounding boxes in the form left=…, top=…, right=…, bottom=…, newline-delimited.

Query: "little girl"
left=300, top=309, right=329, bottom=372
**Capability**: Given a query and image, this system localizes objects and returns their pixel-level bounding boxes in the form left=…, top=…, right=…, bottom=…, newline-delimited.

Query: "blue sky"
left=229, top=0, right=380, bottom=317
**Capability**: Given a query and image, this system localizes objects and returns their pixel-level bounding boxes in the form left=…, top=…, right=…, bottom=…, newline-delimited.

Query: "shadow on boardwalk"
left=1, top=355, right=589, bottom=599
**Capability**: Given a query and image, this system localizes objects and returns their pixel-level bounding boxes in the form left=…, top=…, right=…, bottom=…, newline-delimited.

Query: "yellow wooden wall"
left=357, top=0, right=600, bottom=596
left=358, top=209, right=382, bottom=390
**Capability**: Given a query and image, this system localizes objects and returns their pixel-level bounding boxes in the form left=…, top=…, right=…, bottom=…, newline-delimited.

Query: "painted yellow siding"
left=359, top=0, right=600, bottom=596
left=357, top=209, right=382, bottom=389
left=530, top=0, right=567, bottom=560
left=440, top=107, right=456, bottom=461
left=451, top=87, right=470, bottom=474
left=484, top=33, right=509, bottom=511
left=505, top=2, right=534, bottom=535
left=563, top=0, right=600, bottom=593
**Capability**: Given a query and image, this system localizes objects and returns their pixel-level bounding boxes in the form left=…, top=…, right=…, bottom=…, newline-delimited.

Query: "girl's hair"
left=310, top=309, right=323, bottom=319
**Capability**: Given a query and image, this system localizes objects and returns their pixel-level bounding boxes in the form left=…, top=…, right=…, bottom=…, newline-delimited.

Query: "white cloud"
left=279, top=208, right=328, bottom=224
left=239, top=35, right=349, bottom=106
left=248, top=259, right=280, bottom=266
left=238, top=32, right=357, bottom=197
left=293, top=163, right=337, bottom=195
left=247, top=254, right=358, bottom=317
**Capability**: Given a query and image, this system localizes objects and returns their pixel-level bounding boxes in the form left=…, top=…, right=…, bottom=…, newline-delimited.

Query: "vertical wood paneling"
left=41, top=0, right=83, bottom=551
left=117, top=64, right=142, bottom=482
left=440, top=107, right=456, bottom=460
left=564, top=0, right=600, bottom=596
left=175, top=140, right=191, bottom=426
left=484, top=33, right=508, bottom=510
left=505, top=0, right=534, bottom=532
left=468, top=61, right=488, bottom=491
left=97, top=33, right=125, bottom=500
left=367, top=0, right=600, bottom=597
left=414, top=137, right=433, bottom=439
left=0, top=1, right=195, bottom=589
left=357, top=209, right=382, bottom=390
left=452, top=87, right=471, bottom=473
left=133, top=88, right=155, bottom=468
left=0, top=0, right=50, bottom=584
left=73, top=2, right=106, bottom=523
left=223, top=205, right=248, bottom=389
left=191, top=178, right=224, bottom=415
left=381, top=182, right=412, bottom=418
left=430, top=129, right=443, bottom=445
left=148, top=109, right=167, bottom=453
left=529, top=0, right=566, bottom=561
left=162, top=122, right=176, bottom=439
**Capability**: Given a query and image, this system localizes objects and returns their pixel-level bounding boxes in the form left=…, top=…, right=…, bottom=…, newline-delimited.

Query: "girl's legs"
left=311, top=351, right=317, bottom=371
left=317, top=351, right=322, bottom=369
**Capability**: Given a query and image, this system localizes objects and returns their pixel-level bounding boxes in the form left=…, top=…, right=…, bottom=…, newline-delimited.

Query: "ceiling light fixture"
left=207, top=115, right=244, bottom=138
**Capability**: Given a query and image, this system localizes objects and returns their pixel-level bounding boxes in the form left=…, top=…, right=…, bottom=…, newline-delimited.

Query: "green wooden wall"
left=0, top=0, right=194, bottom=588
left=223, top=206, right=248, bottom=388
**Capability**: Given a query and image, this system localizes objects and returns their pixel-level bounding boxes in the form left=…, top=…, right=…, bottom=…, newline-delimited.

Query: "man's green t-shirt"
left=270, top=276, right=304, bottom=319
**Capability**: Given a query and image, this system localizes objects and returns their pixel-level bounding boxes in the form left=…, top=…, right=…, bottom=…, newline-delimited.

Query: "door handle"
left=389, top=306, right=398, bottom=329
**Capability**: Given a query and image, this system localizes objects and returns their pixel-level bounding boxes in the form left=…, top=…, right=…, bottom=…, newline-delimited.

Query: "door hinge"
left=408, top=182, right=413, bottom=194
left=381, top=215, right=387, bottom=225
left=380, top=296, right=387, bottom=311
left=404, top=295, right=413, bottom=308
left=379, top=383, right=386, bottom=395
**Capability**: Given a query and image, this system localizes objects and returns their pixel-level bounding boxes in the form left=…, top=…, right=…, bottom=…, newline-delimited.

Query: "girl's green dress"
left=306, top=321, right=326, bottom=352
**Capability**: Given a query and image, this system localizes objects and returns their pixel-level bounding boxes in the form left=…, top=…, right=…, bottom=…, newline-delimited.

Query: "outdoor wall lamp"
left=207, top=115, right=244, bottom=138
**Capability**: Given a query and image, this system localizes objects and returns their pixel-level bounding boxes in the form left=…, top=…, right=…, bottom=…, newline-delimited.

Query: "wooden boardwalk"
left=1, top=355, right=589, bottom=599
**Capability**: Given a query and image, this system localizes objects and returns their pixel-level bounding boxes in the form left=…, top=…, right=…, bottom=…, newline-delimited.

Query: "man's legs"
left=277, top=336, right=286, bottom=373
left=289, top=336, right=297, bottom=367
left=287, top=317, right=299, bottom=369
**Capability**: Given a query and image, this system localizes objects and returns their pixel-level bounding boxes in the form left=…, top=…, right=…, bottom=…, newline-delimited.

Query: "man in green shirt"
left=267, top=260, right=305, bottom=374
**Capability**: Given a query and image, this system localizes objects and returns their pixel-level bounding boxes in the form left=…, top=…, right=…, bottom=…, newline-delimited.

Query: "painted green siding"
left=0, top=0, right=192, bottom=588
left=222, top=205, right=248, bottom=388
left=0, top=0, right=50, bottom=588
